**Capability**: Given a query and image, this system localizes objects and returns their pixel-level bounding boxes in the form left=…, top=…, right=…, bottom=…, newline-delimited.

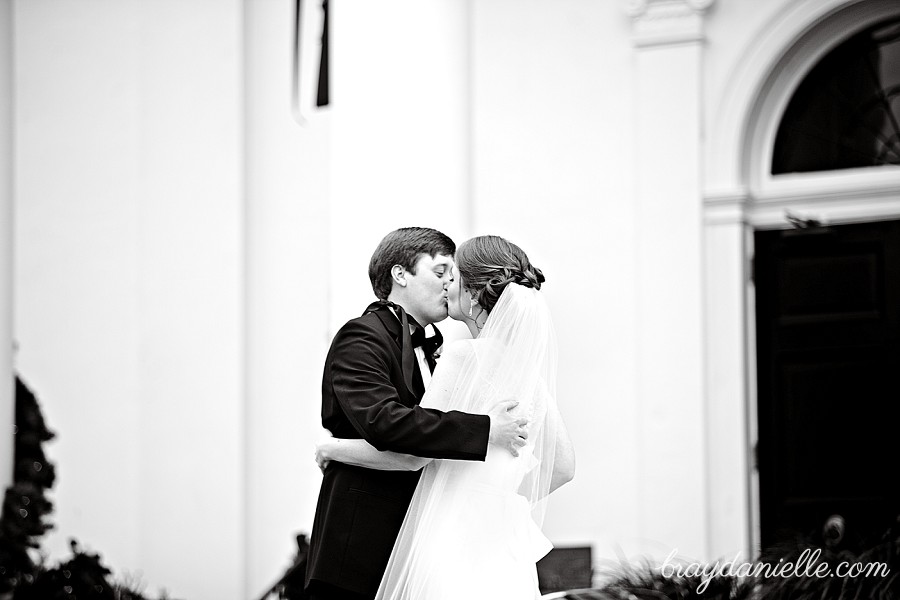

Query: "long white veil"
left=377, top=283, right=559, bottom=598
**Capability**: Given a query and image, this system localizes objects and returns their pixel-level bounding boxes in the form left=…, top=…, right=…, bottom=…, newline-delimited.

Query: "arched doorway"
left=702, top=0, right=900, bottom=558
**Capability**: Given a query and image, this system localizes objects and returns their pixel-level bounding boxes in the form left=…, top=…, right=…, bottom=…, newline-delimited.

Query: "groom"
left=303, top=227, right=527, bottom=600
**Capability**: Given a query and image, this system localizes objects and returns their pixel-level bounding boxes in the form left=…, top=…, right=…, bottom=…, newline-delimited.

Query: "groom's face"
left=403, top=253, right=455, bottom=325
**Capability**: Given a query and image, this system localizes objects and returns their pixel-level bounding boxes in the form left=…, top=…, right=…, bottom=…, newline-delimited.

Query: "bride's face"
left=447, top=266, right=471, bottom=322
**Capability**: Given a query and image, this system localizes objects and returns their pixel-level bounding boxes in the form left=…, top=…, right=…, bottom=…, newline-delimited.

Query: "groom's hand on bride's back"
left=487, top=399, right=529, bottom=457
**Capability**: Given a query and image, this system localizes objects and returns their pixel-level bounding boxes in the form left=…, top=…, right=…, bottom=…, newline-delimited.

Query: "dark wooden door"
left=754, top=219, right=900, bottom=550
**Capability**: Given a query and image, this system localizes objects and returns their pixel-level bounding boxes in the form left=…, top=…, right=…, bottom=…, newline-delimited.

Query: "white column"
left=0, top=0, right=13, bottom=490
left=627, top=0, right=714, bottom=561
left=704, top=195, right=753, bottom=559
left=243, top=0, right=332, bottom=595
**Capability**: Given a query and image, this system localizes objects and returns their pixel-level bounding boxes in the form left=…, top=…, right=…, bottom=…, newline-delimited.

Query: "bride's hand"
left=487, top=398, right=529, bottom=457
left=315, top=439, right=338, bottom=473
left=315, top=443, right=331, bottom=472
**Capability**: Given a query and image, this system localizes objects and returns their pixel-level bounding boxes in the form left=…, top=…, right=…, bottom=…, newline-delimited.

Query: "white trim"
left=703, top=189, right=748, bottom=225
left=747, top=193, right=900, bottom=230
left=743, top=224, right=761, bottom=557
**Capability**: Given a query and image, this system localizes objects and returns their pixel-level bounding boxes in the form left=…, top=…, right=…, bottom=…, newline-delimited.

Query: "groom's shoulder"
left=332, top=309, right=392, bottom=344
left=327, top=312, right=396, bottom=365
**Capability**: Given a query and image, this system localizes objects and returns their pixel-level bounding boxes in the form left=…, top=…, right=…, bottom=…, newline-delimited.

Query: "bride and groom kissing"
left=303, top=227, right=576, bottom=600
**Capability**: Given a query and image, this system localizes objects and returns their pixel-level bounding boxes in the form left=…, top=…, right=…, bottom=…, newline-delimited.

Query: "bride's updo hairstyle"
left=455, top=235, right=545, bottom=313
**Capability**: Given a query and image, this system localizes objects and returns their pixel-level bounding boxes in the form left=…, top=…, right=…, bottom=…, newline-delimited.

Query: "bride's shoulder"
left=428, top=339, right=472, bottom=376
left=438, top=338, right=500, bottom=363
left=433, top=338, right=476, bottom=364
left=439, top=338, right=476, bottom=358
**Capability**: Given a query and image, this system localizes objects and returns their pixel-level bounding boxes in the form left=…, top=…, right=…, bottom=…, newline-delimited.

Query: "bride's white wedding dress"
left=376, top=284, right=560, bottom=600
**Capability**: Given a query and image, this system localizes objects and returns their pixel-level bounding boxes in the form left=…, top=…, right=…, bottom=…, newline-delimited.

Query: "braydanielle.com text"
left=660, top=548, right=891, bottom=594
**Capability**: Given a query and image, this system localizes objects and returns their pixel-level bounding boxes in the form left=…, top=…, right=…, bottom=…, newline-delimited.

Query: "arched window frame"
left=745, top=1, right=900, bottom=227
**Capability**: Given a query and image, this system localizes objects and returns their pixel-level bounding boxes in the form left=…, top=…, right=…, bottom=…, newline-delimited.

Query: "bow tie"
left=364, top=300, right=443, bottom=396
left=411, top=322, right=443, bottom=359
left=411, top=326, right=426, bottom=348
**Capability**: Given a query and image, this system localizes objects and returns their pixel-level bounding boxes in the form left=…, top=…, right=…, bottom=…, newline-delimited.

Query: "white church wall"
left=15, top=0, right=146, bottom=579
left=13, top=1, right=245, bottom=599
left=247, top=0, right=481, bottom=593
left=243, top=0, right=332, bottom=595
left=327, top=0, right=474, bottom=338
left=1, top=0, right=15, bottom=492
left=469, top=0, right=643, bottom=575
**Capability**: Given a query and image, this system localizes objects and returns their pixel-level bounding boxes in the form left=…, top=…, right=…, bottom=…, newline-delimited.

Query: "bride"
left=315, top=235, right=576, bottom=599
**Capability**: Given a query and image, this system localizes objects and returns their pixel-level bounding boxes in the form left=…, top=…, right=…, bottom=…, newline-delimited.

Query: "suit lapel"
left=373, top=307, right=403, bottom=350
left=370, top=306, right=426, bottom=399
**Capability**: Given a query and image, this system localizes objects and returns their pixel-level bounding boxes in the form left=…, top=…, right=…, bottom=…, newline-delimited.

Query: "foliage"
left=586, top=556, right=755, bottom=600
left=259, top=533, right=309, bottom=600
left=0, top=376, right=177, bottom=600
left=0, top=377, right=56, bottom=594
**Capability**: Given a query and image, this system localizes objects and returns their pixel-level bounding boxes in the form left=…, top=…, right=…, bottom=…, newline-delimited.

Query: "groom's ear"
left=390, top=264, right=408, bottom=288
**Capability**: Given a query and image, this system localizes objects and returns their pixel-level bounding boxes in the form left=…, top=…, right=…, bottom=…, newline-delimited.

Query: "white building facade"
left=2, top=0, right=898, bottom=598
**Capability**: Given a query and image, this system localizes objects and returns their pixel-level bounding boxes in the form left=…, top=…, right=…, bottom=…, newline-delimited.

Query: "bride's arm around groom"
left=316, top=338, right=526, bottom=472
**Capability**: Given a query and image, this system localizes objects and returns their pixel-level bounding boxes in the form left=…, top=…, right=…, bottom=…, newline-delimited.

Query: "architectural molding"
left=624, top=0, right=714, bottom=19
left=745, top=189, right=900, bottom=230
left=705, top=0, right=900, bottom=220
left=698, top=0, right=900, bottom=558
left=703, top=188, right=750, bottom=225
left=625, top=0, right=715, bottom=47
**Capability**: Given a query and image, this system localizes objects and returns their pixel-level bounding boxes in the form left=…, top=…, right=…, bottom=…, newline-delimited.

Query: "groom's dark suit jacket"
left=304, top=304, right=490, bottom=597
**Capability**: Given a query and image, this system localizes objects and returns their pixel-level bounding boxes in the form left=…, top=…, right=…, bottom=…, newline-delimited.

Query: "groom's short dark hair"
left=369, top=227, right=456, bottom=300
